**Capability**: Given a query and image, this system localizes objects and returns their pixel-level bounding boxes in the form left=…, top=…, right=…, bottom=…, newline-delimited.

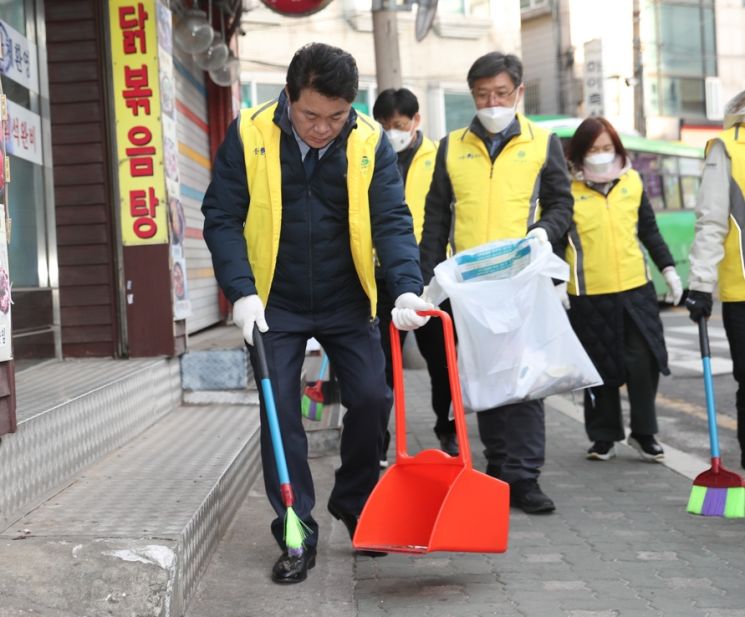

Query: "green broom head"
left=301, top=381, right=325, bottom=421
left=285, top=506, right=312, bottom=556
left=687, top=464, right=745, bottom=518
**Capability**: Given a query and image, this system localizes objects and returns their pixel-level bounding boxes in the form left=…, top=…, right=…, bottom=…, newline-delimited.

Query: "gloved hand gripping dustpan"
left=353, top=309, right=510, bottom=554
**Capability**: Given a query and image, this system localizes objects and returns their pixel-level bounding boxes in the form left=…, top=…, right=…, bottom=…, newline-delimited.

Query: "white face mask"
left=385, top=128, right=414, bottom=153
left=476, top=102, right=516, bottom=134
left=583, top=151, right=616, bottom=173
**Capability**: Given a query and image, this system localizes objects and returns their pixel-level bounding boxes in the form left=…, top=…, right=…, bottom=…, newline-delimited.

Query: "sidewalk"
left=187, top=369, right=745, bottom=617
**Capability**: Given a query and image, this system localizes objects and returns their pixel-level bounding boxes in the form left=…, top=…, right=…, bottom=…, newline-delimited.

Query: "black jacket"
left=563, top=185, right=674, bottom=386
left=568, top=283, right=670, bottom=386
left=419, top=116, right=574, bottom=283
left=202, top=90, right=423, bottom=314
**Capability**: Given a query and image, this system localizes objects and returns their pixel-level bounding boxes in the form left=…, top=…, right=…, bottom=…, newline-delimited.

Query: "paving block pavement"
left=187, top=369, right=745, bottom=617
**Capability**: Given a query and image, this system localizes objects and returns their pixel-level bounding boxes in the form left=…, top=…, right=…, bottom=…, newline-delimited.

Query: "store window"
left=643, top=0, right=716, bottom=119
left=0, top=0, right=47, bottom=288
left=440, top=0, right=491, bottom=16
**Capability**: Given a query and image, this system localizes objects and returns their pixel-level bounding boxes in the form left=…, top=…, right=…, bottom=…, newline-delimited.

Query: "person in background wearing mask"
left=561, top=116, right=682, bottom=463
left=202, top=43, right=430, bottom=584
left=420, top=52, right=574, bottom=514
left=686, top=89, right=745, bottom=469
left=372, top=88, right=457, bottom=466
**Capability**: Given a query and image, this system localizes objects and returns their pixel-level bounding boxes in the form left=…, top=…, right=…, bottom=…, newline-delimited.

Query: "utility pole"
left=372, top=0, right=402, bottom=92
left=632, top=0, right=646, bottom=135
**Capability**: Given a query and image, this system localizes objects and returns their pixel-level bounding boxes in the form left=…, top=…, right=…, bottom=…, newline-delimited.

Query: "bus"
left=530, top=116, right=705, bottom=301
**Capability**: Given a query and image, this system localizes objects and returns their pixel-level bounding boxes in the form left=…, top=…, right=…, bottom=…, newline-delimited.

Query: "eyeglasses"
left=472, top=85, right=519, bottom=105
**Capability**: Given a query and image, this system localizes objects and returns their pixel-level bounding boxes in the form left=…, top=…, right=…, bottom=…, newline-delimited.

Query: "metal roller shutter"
left=172, top=49, right=220, bottom=334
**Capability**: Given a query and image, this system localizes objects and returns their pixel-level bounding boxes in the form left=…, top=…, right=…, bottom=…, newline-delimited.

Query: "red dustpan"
left=353, top=309, right=510, bottom=554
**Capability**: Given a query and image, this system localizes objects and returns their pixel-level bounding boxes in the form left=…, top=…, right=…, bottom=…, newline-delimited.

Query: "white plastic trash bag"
left=428, top=237, right=602, bottom=412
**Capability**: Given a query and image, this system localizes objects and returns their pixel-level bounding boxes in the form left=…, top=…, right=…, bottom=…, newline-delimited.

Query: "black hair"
left=467, top=52, right=523, bottom=90
left=372, top=88, right=419, bottom=121
left=286, top=42, right=358, bottom=103
left=566, top=116, right=628, bottom=170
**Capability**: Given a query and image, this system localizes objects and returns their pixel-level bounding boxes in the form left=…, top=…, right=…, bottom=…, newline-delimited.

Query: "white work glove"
left=555, top=282, right=571, bottom=310
left=232, top=295, right=268, bottom=345
left=662, top=266, right=683, bottom=305
left=392, top=292, right=433, bottom=331
left=527, top=227, right=549, bottom=245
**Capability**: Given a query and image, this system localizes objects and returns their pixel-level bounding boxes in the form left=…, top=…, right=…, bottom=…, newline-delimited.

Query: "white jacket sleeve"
left=688, top=141, right=732, bottom=293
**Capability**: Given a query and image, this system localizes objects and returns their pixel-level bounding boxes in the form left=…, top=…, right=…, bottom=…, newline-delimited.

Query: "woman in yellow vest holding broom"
left=563, top=117, right=683, bottom=463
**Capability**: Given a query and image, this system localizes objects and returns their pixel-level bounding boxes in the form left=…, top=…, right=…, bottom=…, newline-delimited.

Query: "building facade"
left=519, top=0, right=744, bottom=142
left=239, top=0, right=522, bottom=140
left=0, top=0, right=241, bottom=435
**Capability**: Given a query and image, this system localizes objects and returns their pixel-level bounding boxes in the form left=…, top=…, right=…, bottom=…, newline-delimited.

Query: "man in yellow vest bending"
left=687, top=89, right=745, bottom=469
left=420, top=51, right=574, bottom=514
left=372, top=88, right=459, bottom=464
left=202, top=43, right=430, bottom=584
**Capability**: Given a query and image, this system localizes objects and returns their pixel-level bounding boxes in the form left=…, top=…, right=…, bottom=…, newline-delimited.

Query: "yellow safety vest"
left=406, top=137, right=437, bottom=243
left=238, top=101, right=381, bottom=315
left=712, top=124, right=745, bottom=302
left=566, top=169, right=649, bottom=295
left=445, top=114, right=550, bottom=252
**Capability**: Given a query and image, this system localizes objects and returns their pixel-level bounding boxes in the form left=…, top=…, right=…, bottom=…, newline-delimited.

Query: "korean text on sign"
left=109, top=0, right=167, bottom=246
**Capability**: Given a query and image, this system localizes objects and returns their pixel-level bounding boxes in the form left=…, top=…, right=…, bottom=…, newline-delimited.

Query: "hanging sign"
left=0, top=19, right=39, bottom=94
left=583, top=39, right=604, bottom=117
left=0, top=90, right=12, bottom=362
left=260, top=0, right=334, bottom=16
left=109, top=0, right=169, bottom=245
left=4, top=100, right=42, bottom=166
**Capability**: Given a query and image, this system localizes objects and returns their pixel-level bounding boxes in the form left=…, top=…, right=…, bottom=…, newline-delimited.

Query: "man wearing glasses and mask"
left=419, top=51, right=574, bottom=514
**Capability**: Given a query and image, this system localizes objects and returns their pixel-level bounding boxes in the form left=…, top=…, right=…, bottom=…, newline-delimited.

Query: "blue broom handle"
left=253, top=327, right=291, bottom=486
left=317, top=353, right=329, bottom=381
left=698, top=319, right=720, bottom=459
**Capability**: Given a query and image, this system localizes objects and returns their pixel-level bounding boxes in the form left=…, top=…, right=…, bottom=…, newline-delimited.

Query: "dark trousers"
left=377, top=288, right=455, bottom=438
left=247, top=304, right=390, bottom=551
left=722, top=301, right=745, bottom=460
left=584, top=311, right=659, bottom=442
left=476, top=400, right=546, bottom=483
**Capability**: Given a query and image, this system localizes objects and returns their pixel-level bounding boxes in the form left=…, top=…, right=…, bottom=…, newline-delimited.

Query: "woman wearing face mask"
left=562, top=116, right=682, bottom=464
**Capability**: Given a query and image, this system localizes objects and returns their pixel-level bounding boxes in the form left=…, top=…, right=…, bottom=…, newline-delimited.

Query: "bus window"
left=680, top=176, right=700, bottom=209
left=679, top=157, right=703, bottom=210
left=662, top=156, right=682, bottom=210
left=632, top=152, right=665, bottom=210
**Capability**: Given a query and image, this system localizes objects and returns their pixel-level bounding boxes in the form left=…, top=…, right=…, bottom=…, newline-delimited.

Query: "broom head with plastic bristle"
left=687, top=459, right=745, bottom=518
left=301, top=381, right=324, bottom=421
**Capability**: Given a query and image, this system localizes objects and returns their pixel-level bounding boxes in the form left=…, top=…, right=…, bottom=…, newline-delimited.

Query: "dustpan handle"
left=389, top=309, right=472, bottom=468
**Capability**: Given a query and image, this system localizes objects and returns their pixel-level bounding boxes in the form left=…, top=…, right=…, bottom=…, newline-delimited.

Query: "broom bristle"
left=285, top=506, right=311, bottom=555
left=687, top=485, right=745, bottom=518
left=301, top=396, right=323, bottom=421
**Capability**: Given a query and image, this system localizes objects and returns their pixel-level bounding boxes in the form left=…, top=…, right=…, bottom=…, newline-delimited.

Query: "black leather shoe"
left=271, top=547, right=316, bottom=584
left=437, top=432, right=459, bottom=456
left=327, top=500, right=387, bottom=557
left=510, top=479, right=555, bottom=514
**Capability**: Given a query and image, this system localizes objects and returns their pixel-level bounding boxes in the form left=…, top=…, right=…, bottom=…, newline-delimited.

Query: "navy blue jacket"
left=202, top=90, right=423, bottom=315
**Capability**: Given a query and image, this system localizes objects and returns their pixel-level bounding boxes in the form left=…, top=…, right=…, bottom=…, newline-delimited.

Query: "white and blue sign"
left=0, top=19, right=39, bottom=94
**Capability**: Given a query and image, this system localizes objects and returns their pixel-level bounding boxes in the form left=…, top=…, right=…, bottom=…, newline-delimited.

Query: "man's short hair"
left=467, top=52, right=523, bottom=90
left=286, top=42, right=359, bottom=103
left=725, top=89, right=745, bottom=116
left=372, top=88, right=419, bottom=121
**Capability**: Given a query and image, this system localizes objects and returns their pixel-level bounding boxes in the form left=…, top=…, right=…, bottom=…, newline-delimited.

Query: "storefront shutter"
left=172, top=49, right=220, bottom=334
